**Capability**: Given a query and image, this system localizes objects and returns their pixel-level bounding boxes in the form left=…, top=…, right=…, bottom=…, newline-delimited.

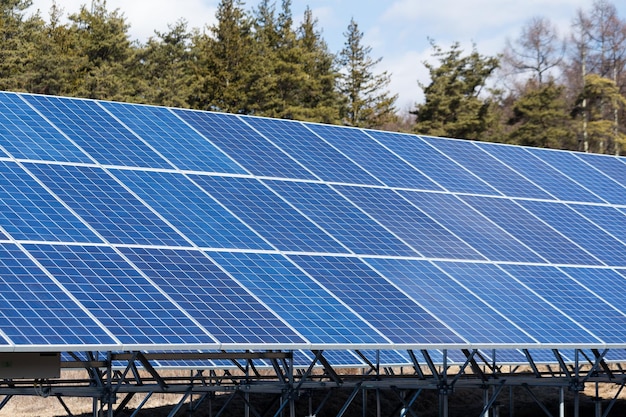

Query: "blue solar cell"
left=575, top=152, right=626, bottom=189
left=364, top=258, right=535, bottom=344
left=173, top=109, right=316, bottom=179
left=528, top=148, right=626, bottom=205
left=501, top=264, right=626, bottom=344
left=190, top=175, right=347, bottom=253
left=305, top=124, right=443, bottom=190
left=477, top=143, right=604, bottom=203
left=120, top=246, right=305, bottom=345
left=569, top=204, right=626, bottom=245
left=111, top=169, right=271, bottom=250
left=23, top=95, right=172, bottom=168
left=265, top=180, right=417, bottom=256
left=0, top=242, right=115, bottom=346
left=559, top=267, right=626, bottom=320
left=336, top=185, right=484, bottom=260
left=208, top=251, right=387, bottom=345
left=0, top=161, right=102, bottom=243
left=434, top=262, right=601, bottom=344
left=289, top=254, right=464, bottom=344
left=0, top=93, right=91, bottom=163
left=355, top=350, right=412, bottom=366
left=460, top=195, right=602, bottom=265
left=100, top=101, right=246, bottom=174
left=26, top=163, right=189, bottom=246
left=399, top=191, right=543, bottom=262
left=26, top=243, right=215, bottom=346
left=244, top=117, right=382, bottom=185
left=517, top=200, right=625, bottom=266
left=423, top=137, right=553, bottom=199
left=369, top=131, right=500, bottom=195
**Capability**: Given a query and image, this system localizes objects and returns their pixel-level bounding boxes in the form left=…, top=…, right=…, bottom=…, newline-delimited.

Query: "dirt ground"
left=2, top=380, right=626, bottom=417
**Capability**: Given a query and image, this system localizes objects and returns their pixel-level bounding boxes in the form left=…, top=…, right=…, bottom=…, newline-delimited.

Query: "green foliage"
left=337, top=18, right=397, bottom=129
left=413, top=41, right=499, bottom=140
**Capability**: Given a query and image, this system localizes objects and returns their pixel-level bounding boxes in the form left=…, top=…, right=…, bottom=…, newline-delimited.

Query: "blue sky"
left=29, top=0, right=626, bottom=111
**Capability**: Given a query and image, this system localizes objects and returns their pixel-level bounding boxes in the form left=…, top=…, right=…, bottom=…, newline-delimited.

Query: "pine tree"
left=413, top=41, right=499, bottom=140
left=337, top=18, right=397, bottom=129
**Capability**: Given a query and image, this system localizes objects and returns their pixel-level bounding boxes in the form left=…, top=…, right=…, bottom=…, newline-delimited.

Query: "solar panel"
left=3, top=90, right=626, bottom=360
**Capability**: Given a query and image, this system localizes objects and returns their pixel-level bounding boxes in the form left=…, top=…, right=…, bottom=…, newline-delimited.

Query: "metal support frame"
left=1, top=349, right=626, bottom=417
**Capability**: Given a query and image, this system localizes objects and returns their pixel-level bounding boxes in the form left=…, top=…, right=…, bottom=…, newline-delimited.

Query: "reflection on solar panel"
left=2, top=90, right=626, bottom=358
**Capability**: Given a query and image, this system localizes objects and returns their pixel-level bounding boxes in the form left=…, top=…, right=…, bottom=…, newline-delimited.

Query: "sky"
left=26, top=0, right=626, bottom=111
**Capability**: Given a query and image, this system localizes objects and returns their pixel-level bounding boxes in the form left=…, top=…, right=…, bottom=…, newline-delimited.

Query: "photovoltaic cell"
left=23, top=95, right=172, bottom=168
left=264, top=180, right=417, bottom=256
left=288, top=254, right=463, bottom=344
left=173, top=109, right=316, bottom=179
left=364, top=258, right=535, bottom=344
left=0, top=161, right=102, bottom=243
left=111, top=169, right=271, bottom=250
left=423, top=137, right=554, bottom=199
left=0, top=92, right=91, bottom=163
left=575, top=152, right=626, bottom=189
left=305, top=124, right=443, bottom=190
left=516, top=200, right=626, bottom=266
left=559, top=267, right=626, bottom=320
left=568, top=204, right=626, bottom=245
left=369, top=131, right=500, bottom=195
left=0, top=242, right=115, bottom=346
left=243, top=117, right=382, bottom=185
left=477, top=142, right=604, bottom=203
left=26, top=244, right=214, bottom=346
left=190, top=175, right=347, bottom=253
left=120, top=246, right=304, bottom=345
left=528, top=148, right=626, bottom=205
left=208, top=251, right=387, bottom=345
left=100, top=101, right=246, bottom=174
left=25, top=163, right=189, bottom=247
left=434, top=262, right=601, bottom=344
left=460, top=195, right=601, bottom=265
left=399, top=190, right=543, bottom=263
left=501, top=264, right=626, bottom=343
left=336, top=185, right=484, bottom=260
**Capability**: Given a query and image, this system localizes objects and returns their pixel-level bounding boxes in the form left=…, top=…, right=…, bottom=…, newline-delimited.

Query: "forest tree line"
left=1, top=0, right=626, bottom=155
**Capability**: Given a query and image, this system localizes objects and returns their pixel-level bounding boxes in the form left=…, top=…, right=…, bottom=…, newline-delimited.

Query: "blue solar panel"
left=423, top=137, right=554, bottom=199
left=244, top=117, right=382, bottom=185
left=0, top=92, right=92, bottom=163
left=26, top=243, right=215, bottom=346
left=305, top=124, right=443, bottom=190
left=100, top=101, right=247, bottom=174
left=25, top=163, right=189, bottom=246
left=460, top=195, right=601, bottom=265
left=190, top=175, right=347, bottom=253
left=399, top=191, right=543, bottom=263
left=476, top=142, right=604, bottom=203
left=265, top=180, right=417, bottom=256
left=208, top=251, right=387, bottom=345
left=369, top=131, right=500, bottom=195
left=528, top=148, right=626, bottom=205
left=173, top=109, right=316, bottom=179
left=569, top=204, right=626, bottom=244
left=559, top=267, right=626, bottom=320
left=0, top=161, right=102, bottom=243
left=0, top=242, right=115, bottom=346
left=575, top=152, right=626, bottom=189
left=516, top=200, right=626, bottom=266
left=364, top=258, right=535, bottom=344
left=23, top=95, right=172, bottom=168
left=289, top=254, right=463, bottom=344
left=120, top=247, right=305, bottom=345
left=336, top=185, right=485, bottom=260
left=111, top=169, right=272, bottom=250
left=501, top=264, right=626, bottom=344
left=434, top=262, right=601, bottom=344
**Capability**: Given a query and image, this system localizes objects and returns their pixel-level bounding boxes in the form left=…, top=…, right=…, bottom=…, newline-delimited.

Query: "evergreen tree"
left=190, top=0, right=255, bottom=113
left=506, top=80, right=576, bottom=149
left=136, top=19, right=193, bottom=107
left=337, top=18, right=397, bottom=128
left=413, top=41, right=499, bottom=140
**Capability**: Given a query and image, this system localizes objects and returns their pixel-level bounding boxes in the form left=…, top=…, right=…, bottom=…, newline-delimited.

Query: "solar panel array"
left=1, top=91, right=626, bottom=356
